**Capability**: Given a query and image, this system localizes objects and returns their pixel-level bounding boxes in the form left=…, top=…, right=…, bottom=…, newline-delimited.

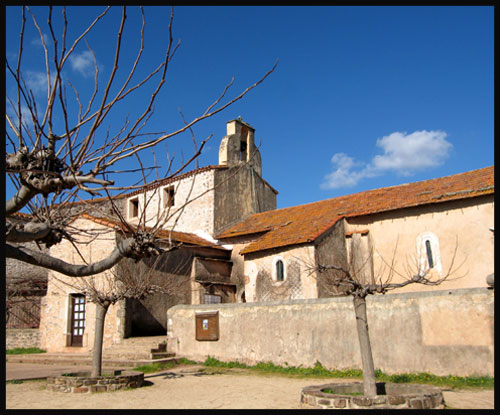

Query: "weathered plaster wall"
left=213, top=165, right=277, bottom=235
left=345, top=196, right=494, bottom=293
left=126, top=169, right=216, bottom=235
left=243, top=245, right=318, bottom=302
left=315, top=220, right=349, bottom=297
left=167, top=287, right=494, bottom=376
left=39, top=218, right=122, bottom=353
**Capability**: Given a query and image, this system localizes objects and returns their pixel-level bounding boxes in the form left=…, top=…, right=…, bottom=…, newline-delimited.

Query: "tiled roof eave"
left=77, top=213, right=228, bottom=250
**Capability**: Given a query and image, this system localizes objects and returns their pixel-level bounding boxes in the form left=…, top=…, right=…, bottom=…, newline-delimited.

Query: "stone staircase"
left=102, top=335, right=175, bottom=361
left=7, top=336, right=178, bottom=368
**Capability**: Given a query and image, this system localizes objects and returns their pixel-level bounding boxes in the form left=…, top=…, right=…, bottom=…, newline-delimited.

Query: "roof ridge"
left=253, top=165, right=494, bottom=216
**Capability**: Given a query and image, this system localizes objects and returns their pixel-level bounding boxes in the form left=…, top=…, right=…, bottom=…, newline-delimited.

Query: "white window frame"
left=416, top=232, right=443, bottom=275
left=272, top=256, right=286, bottom=283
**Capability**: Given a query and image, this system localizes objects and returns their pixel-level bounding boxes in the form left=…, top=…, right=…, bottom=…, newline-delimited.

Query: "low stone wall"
left=167, top=287, right=494, bottom=376
left=6, top=328, right=41, bottom=349
left=300, top=382, right=445, bottom=409
left=46, top=370, right=144, bottom=393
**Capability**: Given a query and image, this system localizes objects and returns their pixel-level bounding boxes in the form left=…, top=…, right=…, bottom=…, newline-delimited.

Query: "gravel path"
left=5, top=365, right=494, bottom=410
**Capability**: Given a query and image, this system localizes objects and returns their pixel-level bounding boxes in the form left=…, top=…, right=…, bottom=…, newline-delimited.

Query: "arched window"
left=272, top=257, right=286, bottom=282
left=425, top=240, right=434, bottom=268
left=417, top=232, right=442, bottom=275
left=276, top=260, right=284, bottom=282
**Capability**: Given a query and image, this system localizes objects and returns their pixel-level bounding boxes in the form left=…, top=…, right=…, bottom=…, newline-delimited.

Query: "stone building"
left=217, top=165, right=494, bottom=301
left=35, top=118, right=494, bottom=353
left=38, top=118, right=278, bottom=351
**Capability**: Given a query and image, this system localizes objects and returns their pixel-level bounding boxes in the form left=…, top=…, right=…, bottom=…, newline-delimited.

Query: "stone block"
left=334, top=398, right=347, bottom=408
left=409, top=398, right=423, bottom=409
left=388, top=395, right=405, bottom=405
left=91, top=385, right=107, bottom=393
left=422, top=397, right=432, bottom=409
left=352, top=397, right=372, bottom=407
left=73, top=387, right=89, bottom=393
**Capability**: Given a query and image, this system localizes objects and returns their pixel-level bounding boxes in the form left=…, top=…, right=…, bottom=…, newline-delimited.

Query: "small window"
left=204, top=294, right=221, bottom=304
left=417, top=232, right=442, bottom=275
left=129, top=197, right=139, bottom=219
left=276, top=259, right=284, bottom=282
left=240, top=139, right=247, bottom=161
left=164, top=186, right=175, bottom=208
left=425, top=240, right=434, bottom=268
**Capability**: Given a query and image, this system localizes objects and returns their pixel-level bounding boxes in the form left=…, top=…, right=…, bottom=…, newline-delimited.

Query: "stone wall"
left=213, top=164, right=277, bottom=236
left=6, top=328, right=41, bottom=349
left=243, top=245, right=318, bottom=302
left=345, top=195, right=494, bottom=293
left=40, top=218, right=123, bottom=353
left=167, top=287, right=494, bottom=376
left=126, top=169, right=216, bottom=235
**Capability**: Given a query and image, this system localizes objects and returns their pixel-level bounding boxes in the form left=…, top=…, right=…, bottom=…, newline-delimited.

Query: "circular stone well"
left=47, top=370, right=144, bottom=393
left=301, top=382, right=445, bottom=409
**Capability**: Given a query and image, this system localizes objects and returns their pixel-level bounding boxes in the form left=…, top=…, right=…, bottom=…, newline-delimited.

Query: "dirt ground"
left=5, top=365, right=494, bottom=410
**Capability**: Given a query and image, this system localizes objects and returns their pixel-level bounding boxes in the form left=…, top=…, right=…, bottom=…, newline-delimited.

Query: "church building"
left=38, top=118, right=494, bottom=353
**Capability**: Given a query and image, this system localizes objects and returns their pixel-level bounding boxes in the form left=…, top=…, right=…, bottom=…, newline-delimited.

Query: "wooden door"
left=70, top=294, right=86, bottom=347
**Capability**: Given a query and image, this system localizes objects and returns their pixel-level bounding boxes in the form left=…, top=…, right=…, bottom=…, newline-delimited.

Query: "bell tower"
left=218, top=118, right=262, bottom=176
left=214, top=118, right=276, bottom=235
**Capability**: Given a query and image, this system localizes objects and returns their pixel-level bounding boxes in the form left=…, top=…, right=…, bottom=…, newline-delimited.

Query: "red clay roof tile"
left=217, top=166, right=494, bottom=254
left=79, top=213, right=228, bottom=250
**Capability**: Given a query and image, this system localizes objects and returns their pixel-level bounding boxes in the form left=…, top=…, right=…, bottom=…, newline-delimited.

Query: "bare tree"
left=308, top=233, right=464, bottom=397
left=5, top=6, right=277, bottom=277
left=49, top=221, right=196, bottom=377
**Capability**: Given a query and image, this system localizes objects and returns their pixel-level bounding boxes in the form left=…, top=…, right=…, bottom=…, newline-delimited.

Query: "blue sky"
left=5, top=6, right=494, bottom=210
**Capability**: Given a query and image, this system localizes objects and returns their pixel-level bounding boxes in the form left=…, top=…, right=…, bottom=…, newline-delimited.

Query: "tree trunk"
left=91, top=302, right=110, bottom=378
left=353, top=295, right=377, bottom=396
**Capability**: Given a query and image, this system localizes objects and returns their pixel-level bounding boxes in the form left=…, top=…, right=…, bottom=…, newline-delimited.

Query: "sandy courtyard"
left=6, top=366, right=494, bottom=410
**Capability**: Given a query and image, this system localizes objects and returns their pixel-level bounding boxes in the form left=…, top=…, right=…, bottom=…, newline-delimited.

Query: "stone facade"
left=343, top=195, right=494, bottom=293
left=6, top=328, right=41, bottom=349
left=126, top=168, right=217, bottom=235
left=39, top=218, right=122, bottom=353
left=39, top=119, right=278, bottom=352
left=35, top=119, right=493, bottom=364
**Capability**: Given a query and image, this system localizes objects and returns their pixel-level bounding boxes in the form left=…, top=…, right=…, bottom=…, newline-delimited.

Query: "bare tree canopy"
left=308, top=233, right=464, bottom=397
left=5, top=6, right=277, bottom=276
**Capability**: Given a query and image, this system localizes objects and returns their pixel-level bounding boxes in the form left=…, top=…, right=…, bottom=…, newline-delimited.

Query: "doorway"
left=69, top=294, right=86, bottom=347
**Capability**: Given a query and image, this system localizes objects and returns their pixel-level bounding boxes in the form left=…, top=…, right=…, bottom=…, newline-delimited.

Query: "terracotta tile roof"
left=216, top=166, right=494, bottom=254
left=78, top=213, right=228, bottom=250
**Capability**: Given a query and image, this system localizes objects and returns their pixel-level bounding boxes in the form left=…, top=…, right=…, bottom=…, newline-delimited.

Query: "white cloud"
left=69, top=50, right=94, bottom=77
left=25, top=70, right=49, bottom=94
left=372, top=130, right=453, bottom=174
left=31, top=33, right=49, bottom=48
left=321, top=130, right=452, bottom=189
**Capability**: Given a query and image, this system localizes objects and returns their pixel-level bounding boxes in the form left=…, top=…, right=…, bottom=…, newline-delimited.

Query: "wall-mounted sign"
left=195, top=311, right=219, bottom=341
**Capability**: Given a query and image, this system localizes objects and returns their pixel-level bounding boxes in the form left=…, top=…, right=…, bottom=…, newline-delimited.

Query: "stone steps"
left=6, top=353, right=180, bottom=368
left=102, top=336, right=169, bottom=360
left=7, top=336, right=175, bottom=368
